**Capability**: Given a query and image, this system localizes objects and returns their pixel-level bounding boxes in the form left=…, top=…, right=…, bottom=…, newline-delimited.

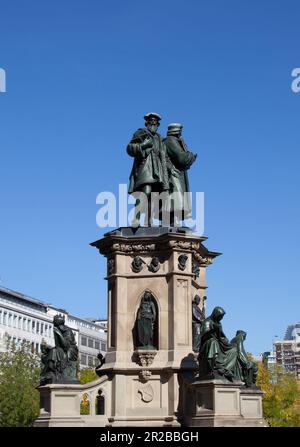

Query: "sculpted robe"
left=163, top=135, right=196, bottom=219
left=137, top=300, right=156, bottom=348
left=127, top=128, right=169, bottom=193
left=198, top=308, right=239, bottom=380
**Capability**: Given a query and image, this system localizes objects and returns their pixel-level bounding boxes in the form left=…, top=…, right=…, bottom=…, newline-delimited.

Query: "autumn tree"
left=79, top=367, right=98, bottom=384
left=0, top=339, right=41, bottom=427
left=257, top=362, right=300, bottom=427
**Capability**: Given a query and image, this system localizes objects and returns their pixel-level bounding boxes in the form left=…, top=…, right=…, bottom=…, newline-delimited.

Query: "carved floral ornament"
left=192, top=251, right=213, bottom=267
left=111, top=243, right=156, bottom=253
left=168, top=240, right=200, bottom=251
left=100, top=239, right=214, bottom=267
left=136, top=351, right=157, bottom=367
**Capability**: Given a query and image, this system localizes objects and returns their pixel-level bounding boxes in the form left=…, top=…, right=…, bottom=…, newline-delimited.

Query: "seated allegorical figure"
left=198, top=307, right=257, bottom=387
left=40, top=314, right=79, bottom=386
left=230, top=330, right=258, bottom=387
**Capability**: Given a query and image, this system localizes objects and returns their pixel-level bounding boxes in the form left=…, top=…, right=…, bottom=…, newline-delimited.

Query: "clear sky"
left=1, top=0, right=299, bottom=355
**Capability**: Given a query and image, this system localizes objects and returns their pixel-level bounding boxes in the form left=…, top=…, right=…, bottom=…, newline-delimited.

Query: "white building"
left=273, top=324, right=300, bottom=380
left=0, top=285, right=107, bottom=369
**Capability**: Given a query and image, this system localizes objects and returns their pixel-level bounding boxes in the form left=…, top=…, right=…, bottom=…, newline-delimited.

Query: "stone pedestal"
left=34, top=226, right=219, bottom=427
left=185, top=379, right=267, bottom=427
left=90, top=227, right=219, bottom=426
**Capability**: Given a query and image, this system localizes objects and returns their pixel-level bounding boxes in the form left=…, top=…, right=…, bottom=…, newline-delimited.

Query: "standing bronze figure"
left=164, top=123, right=197, bottom=225
left=192, top=295, right=205, bottom=352
left=127, top=113, right=169, bottom=226
left=136, top=291, right=157, bottom=349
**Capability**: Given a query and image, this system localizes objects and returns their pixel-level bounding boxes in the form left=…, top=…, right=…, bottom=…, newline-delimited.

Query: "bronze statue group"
left=127, top=112, right=197, bottom=226
left=195, top=304, right=258, bottom=387
left=40, top=114, right=257, bottom=389
left=136, top=291, right=258, bottom=388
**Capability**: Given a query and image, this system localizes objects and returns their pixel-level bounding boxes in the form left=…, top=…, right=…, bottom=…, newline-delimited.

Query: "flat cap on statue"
left=144, top=112, right=162, bottom=121
left=167, top=123, right=183, bottom=132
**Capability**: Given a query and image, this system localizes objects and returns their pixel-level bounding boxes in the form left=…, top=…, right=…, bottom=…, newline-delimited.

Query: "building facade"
left=274, top=324, right=300, bottom=380
left=0, top=286, right=107, bottom=369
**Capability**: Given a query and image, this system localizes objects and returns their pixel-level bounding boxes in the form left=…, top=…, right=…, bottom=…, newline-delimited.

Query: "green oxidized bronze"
left=127, top=113, right=168, bottom=226
left=40, top=314, right=79, bottom=385
left=126, top=114, right=197, bottom=226
left=164, top=123, right=197, bottom=225
left=198, top=307, right=258, bottom=387
left=192, top=295, right=205, bottom=353
left=136, top=291, right=157, bottom=350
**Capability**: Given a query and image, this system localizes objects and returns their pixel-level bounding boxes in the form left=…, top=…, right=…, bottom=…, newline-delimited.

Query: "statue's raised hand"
left=141, top=137, right=153, bottom=150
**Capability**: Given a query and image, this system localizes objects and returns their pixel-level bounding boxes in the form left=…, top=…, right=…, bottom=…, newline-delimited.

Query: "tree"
left=79, top=368, right=98, bottom=384
left=0, top=339, right=40, bottom=427
left=257, top=362, right=300, bottom=427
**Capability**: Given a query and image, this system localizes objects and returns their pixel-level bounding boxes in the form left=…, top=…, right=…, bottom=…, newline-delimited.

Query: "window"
left=80, top=354, right=87, bottom=365
left=36, top=322, right=40, bottom=334
left=101, top=342, right=106, bottom=352
left=23, top=318, right=26, bottom=330
left=13, top=315, right=17, bottom=328
left=32, top=320, right=35, bottom=332
left=18, top=317, right=22, bottom=329
left=88, top=338, right=94, bottom=349
left=41, top=323, right=44, bottom=335
left=95, top=341, right=100, bottom=350
left=88, top=356, right=93, bottom=367
left=81, top=336, right=87, bottom=346
left=36, top=343, right=39, bottom=353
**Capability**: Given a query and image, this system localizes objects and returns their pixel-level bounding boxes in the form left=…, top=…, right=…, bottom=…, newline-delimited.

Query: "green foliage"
left=79, top=368, right=98, bottom=384
left=0, top=340, right=41, bottom=427
left=80, top=393, right=90, bottom=415
left=257, top=363, right=300, bottom=427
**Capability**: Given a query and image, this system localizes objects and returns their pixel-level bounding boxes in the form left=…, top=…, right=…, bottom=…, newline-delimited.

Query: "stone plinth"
left=35, top=227, right=219, bottom=427
left=185, top=379, right=267, bottom=427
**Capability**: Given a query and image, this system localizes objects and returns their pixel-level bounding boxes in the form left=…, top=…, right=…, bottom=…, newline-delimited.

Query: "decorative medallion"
left=178, top=254, right=188, bottom=271
left=148, top=256, right=160, bottom=273
left=131, top=256, right=144, bottom=273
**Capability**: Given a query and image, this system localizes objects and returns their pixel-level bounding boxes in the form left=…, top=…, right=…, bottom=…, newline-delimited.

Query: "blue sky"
left=0, top=0, right=299, bottom=355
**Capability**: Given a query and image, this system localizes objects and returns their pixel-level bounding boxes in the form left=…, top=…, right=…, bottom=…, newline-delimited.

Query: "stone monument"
left=34, top=113, right=266, bottom=427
